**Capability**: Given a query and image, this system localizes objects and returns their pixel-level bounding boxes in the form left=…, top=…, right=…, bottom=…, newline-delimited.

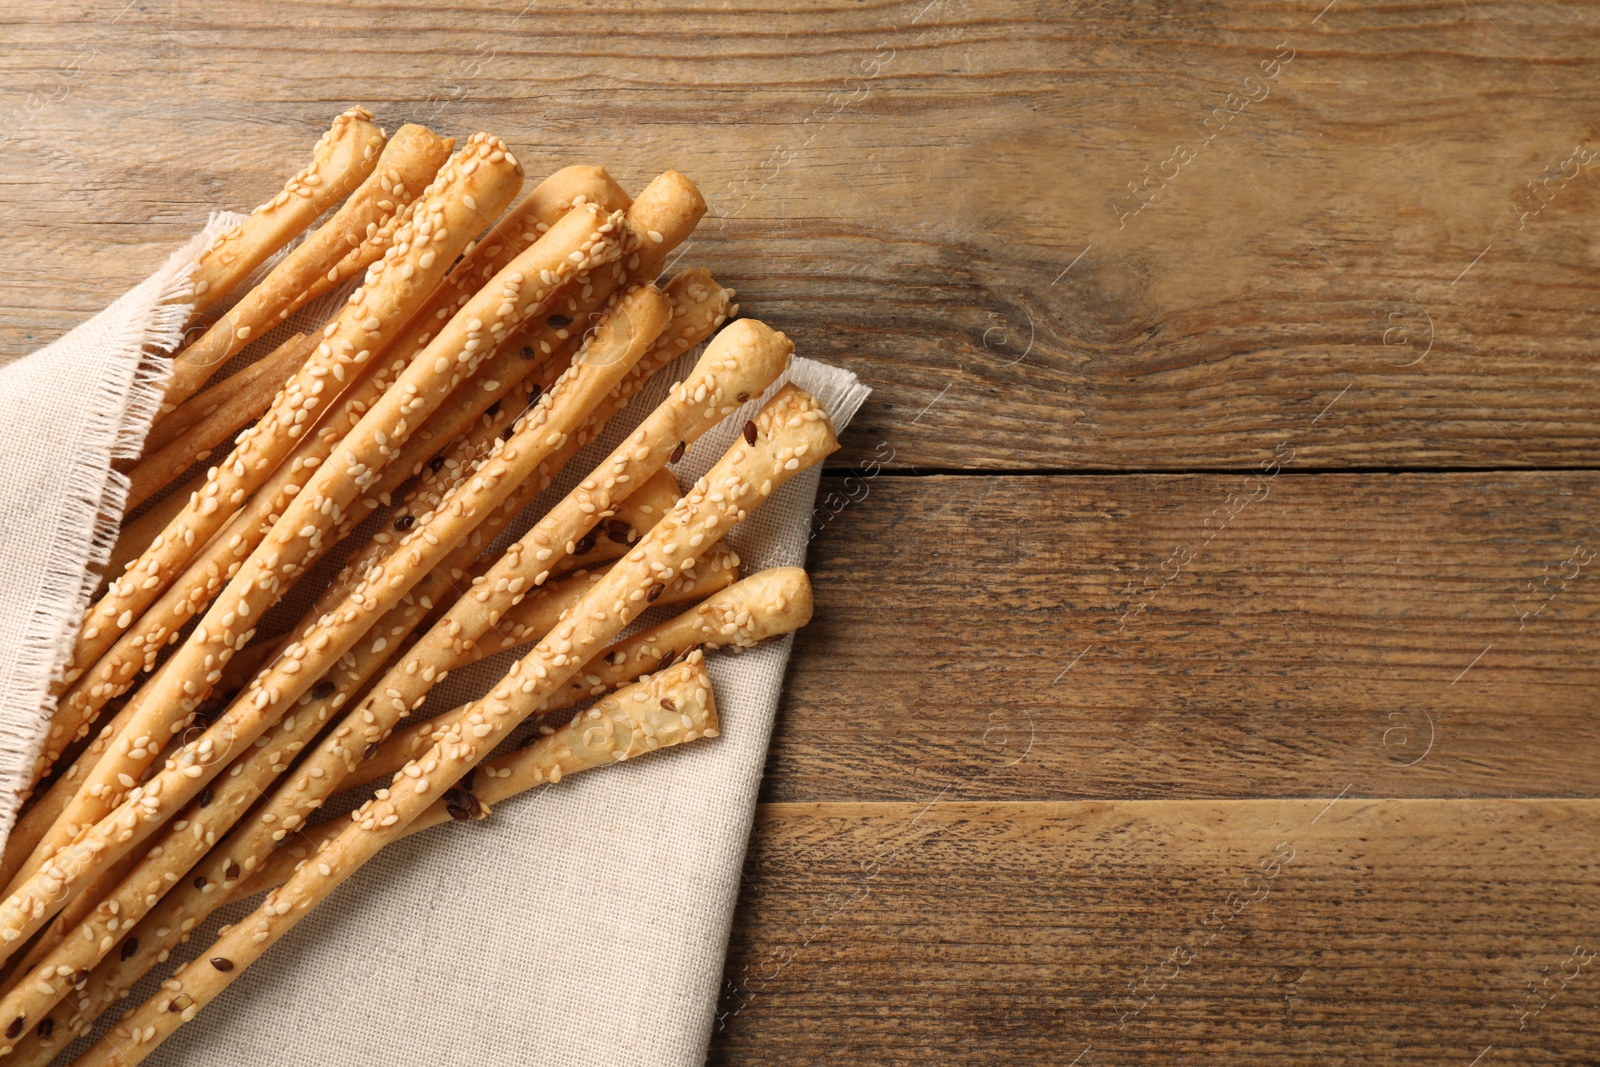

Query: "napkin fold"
left=0, top=223, right=866, bottom=1066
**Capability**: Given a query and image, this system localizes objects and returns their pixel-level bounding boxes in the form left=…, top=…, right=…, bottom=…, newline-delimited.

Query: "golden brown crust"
left=126, top=333, right=316, bottom=508
left=61, top=161, right=614, bottom=746
left=0, top=580, right=427, bottom=1055
left=7, top=363, right=682, bottom=1039
left=317, top=264, right=729, bottom=627
left=376, top=171, right=710, bottom=498
left=317, top=316, right=788, bottom=809
left=164, top=124, right=453, bottom=410
left=140, top=332, right=306, bottom=459
left=343, top=545, right=749, bottom=793
left=253, top=659, right=719, bottom=895
left=57, top=134, right=526, bottom=717
left=0, top=138, right=532, bottom=956
left=80, top=388, right=836, bottom=1064
left=185, top=107, right=385, bottom=314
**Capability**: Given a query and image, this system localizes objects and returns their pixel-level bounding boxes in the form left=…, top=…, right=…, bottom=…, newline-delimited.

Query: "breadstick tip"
left=628, top=170, right=707, bottom=250
left=695, top=317, right=794, bottom=403
left=530, top=165, right=634, bottom=217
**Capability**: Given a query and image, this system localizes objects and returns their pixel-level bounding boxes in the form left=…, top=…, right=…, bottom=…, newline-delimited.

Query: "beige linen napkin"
left=2, top=225, right=867, bottom=1066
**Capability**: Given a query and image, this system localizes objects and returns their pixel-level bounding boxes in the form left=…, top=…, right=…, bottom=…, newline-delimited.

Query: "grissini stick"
left=103, top=167, right=638, bottom=669
left=485, top=542, right=740, bottom=662
left=14, top=174, right=622, bottom=868
left=28, top=485, right=273, bottom=798
left=27, top=411, right=674, bottom=907
left=96, top=467, right=201, bottom=597
left=19, top=600, right=300, bottom=951
left=320, top=263, right=730, bottom=625
left=322, top=170, right=707, bottom=586
left=329, top=317, right=792, bottom=779
left=127, top=334, right=317, bottom=507
left=31, top=134, right=528, bottom=779
left=0, top=681, right=149, bottom=891
left=182, top=107, right=385, bottom=318
left=1, top=656, right=204, bottom=890
left=0, top=422, right=679, bottom=1041
left=387, top=164, right=632, bottom=360
left=379, top=264, right=736, bottom=611
left=0, top=204, right=632, bottom=960
left=138, top=332, right=310, bottom=459
left=19, top=465, right=685, bottom=1029
left=303, top=359, right=565, bottom=625
left=370, top=172, right=709, bottom=498
left=56, top=135, right=526, bottom=709
left=160, top=124, right=455, bottom=414
left=49, top=161, right=616, bottom=766
left=342, top=548, right=753, bottom=793
left=76, top=385, right=837, bottom=1063
left=27, top=499, right=684, bottom=1026
left=0, top=584, right=436, bottom=1052
left=92, top=285, right=667, bottom=876
left=1, top=201, right=625, bottom=957
left=301, top=318, right=773, bottom=801
left=7, top=661, right=718, bottom=1065
left=282, top=144, right=461, bottom=320
left=260, top=658, right=720, bottom=892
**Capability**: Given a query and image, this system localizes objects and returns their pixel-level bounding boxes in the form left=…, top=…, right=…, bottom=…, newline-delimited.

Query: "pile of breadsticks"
left=0, top=106, right=833, bottom=1065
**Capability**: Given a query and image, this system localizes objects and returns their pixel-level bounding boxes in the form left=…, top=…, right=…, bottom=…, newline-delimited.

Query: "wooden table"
left=4, top=2, right=1598, bottom=1062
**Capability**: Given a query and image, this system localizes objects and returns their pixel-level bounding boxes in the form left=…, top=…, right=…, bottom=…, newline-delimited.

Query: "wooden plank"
left=2, top=1, right=1600, bottom=468
left=712, top=798, right=1600, bottom=1065
left=773, top=472, right=1600, bottom=801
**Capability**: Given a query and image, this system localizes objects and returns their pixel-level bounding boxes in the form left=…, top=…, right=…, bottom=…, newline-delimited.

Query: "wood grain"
left=3, top=1, right=1599, bottom=1063
left=777, top=472, right=1600, bottom=802
left=711, top=798, right=1600, bottom=1065
left=2, top=1, right=1600, bottom=469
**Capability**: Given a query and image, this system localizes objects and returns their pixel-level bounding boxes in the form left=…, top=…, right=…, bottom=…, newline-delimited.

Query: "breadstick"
left=377, top=265, right=734, bottom=608
left=302, top=176, right=705, bottom=611
left=480, top=540, right=741, bottom=664
left=58, top=135, right=525, bottom=703
left=125, top=285, right=669, bottom=853
left=5, top=140, right=530, bottom=906
left=136, top=167, right=637, bottom=629
left=0, top=687, right=143, bottom=894
left=163, top=124, right=454, bottom=411
left=258, top=659, right=719, bottom=896
left=322, top=316, right=781, bottom=774
left=329, top=318, right=790, bottom=769
left=305, top=314, right=772, bottom=787
left=41, top=298, right=655, bottom=831
left=40, top=136, right=524, bottom=754
left=74, top=386, right=837, bottom=1064
left=5, top=662, right=717, bottom=1066
left=24, top=189, right=632, bottom=858
left=183, top=107, right=385, bottom=317
left=304, top=354, right=567, bottom=625
left=0, top=346, right=675, bottom=1031
left=320, top=262, right=729, bottom=625
left=25, top=480, right=280, bottom=801
left=343, top=547, right=746, bottom=793
left=98, top=470, right=202, bottom=596
left=127, top=334, right=316, bottom=507
left=307, top=170, right=705, bottom=599
left=0, top=199, right=631, bottom=961
left=369, top=172, right=709, bottom=497
left=139, top=332, right=308, bottom=459
left=389, top=164, right=632, bottom=357
left=9, top=424, right=676, bottom=1029
left=0, top=572, right=438, bottom=1053
left=47, top=157, right=611, bottom=763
